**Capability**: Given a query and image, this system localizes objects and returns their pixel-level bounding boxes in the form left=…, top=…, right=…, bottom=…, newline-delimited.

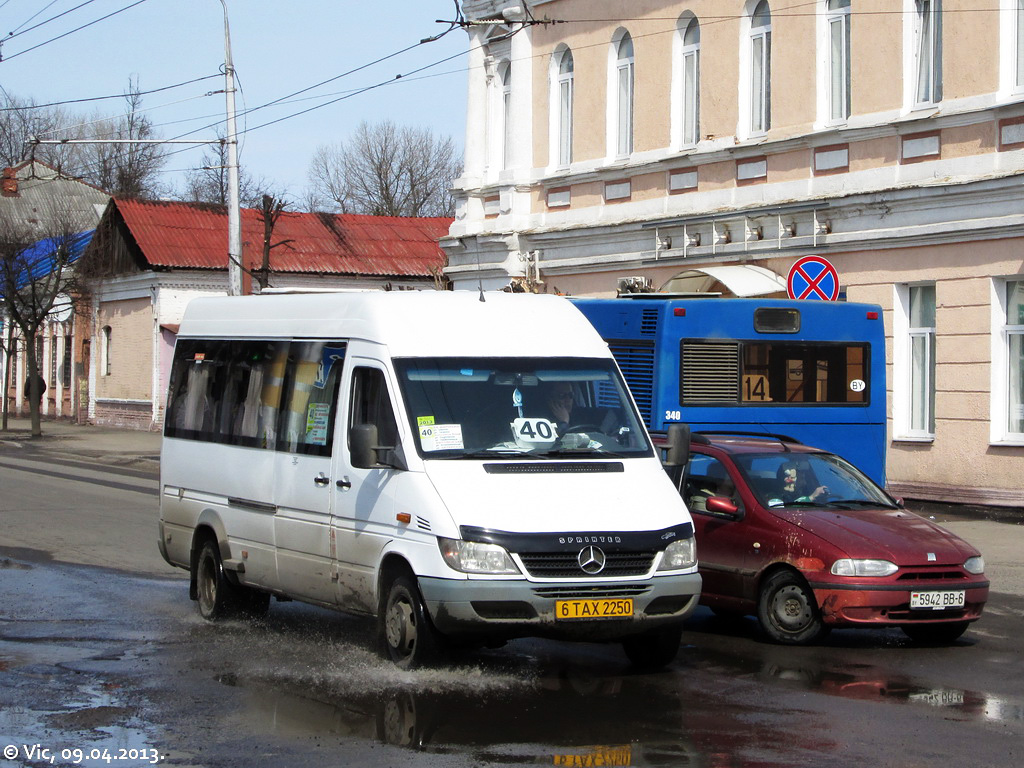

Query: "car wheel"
left=901, top=621, right=970, bottom=644
left=621, top=625, right=683, bottom=670
left=757, top=570, right=827, bottom=645
left=381, top=576, right=443, bottom=669
left=195, top=539, right=243, bottom=620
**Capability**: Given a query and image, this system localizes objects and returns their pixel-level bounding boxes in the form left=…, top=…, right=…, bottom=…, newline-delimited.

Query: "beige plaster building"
left=443, top=1, right=1024, bottom=507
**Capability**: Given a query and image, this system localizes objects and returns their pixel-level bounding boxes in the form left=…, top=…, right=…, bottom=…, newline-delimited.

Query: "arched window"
left=750, top=1, right=772, bottom=134
left=555, top=48, right=574, bottom=166
left=826, top=0, right=851, bottom=122
left=680, top=17, right=701, bottom=146
left=615, top=33, right=635, bottom=156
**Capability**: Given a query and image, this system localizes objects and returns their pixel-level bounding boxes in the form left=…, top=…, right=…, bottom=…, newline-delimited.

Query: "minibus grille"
left=518, top=551, right=656, bottom=578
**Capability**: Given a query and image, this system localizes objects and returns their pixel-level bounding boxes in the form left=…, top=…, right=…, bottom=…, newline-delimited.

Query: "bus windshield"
left=394, top=357, right=653, bottom=459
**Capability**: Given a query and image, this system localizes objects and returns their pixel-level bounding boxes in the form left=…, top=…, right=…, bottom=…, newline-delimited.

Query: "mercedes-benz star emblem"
left=578, top=546, right=606, bottom=575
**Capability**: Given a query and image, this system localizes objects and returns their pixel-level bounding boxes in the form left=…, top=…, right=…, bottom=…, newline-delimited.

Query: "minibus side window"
left=349, top=367, right=399, bottom=466
left=165, top=339, right=342, bottom=453
left=278, top=341, right=346, bottom=457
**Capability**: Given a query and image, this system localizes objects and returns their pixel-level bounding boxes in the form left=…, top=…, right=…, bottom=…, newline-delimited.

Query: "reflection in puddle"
left=193, top=617, right=709, bottom=766
left=215, top=662, right=702, bottom=765
left=187, top=607, right=1024, bottom=767
left=711, top=649, right=1024, bottom=725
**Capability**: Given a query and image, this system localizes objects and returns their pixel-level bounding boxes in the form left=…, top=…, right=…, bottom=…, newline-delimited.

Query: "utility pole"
left=220, top=0, right=243, bottom=296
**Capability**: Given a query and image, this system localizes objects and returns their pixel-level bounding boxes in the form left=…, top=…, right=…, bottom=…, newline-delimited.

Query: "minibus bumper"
left=418, top=572, right=702, bottom=640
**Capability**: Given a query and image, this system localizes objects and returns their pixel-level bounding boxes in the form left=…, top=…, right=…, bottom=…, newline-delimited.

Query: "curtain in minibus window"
left=165, top=339, right=345, bottom=454
left=279, top=342, right=347, bottom=456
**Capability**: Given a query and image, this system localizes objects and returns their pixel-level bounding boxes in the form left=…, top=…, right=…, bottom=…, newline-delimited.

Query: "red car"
left=675, top=433, right=989, bottom=645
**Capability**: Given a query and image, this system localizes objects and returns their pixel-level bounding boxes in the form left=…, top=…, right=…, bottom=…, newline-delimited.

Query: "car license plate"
left=555, top=598, right=633, bottom=620
left=554, top=746, right=632, bottom=767
left=910, top=590, right=965, bottom=610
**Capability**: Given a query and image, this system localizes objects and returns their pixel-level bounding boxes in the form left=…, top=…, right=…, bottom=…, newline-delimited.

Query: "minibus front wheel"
left=381, top=576, right=443, bottom=669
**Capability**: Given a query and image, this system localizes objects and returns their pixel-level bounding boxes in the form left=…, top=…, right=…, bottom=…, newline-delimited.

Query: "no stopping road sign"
left=787, top=256, right=839, bottom=301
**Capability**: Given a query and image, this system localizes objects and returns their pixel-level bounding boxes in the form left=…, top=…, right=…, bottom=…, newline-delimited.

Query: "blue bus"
left=571, top=297, right=887, bottom=486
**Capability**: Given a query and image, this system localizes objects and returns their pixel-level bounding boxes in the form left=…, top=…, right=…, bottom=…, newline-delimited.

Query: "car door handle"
left=314, top=473, right=330, bottom=487
left=336, top=478, right=352, bottom=490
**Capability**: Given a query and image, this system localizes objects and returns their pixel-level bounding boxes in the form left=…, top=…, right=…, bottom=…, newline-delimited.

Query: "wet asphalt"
left=1, top=419, right=1023, bottom=767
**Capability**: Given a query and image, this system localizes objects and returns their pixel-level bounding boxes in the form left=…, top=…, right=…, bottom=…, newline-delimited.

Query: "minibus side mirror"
left=350, top=424, right=408, bottom=471
left=663, top=423, right=691, bottom=468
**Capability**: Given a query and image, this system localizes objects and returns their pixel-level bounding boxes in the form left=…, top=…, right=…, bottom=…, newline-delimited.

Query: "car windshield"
left=394, top=357, right=653, bottom=459
left=732, top=451, right=896, bottom=509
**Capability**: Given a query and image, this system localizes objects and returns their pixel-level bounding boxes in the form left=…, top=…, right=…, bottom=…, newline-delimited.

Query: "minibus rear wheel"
left=195, top=539, right=245, bottom=620
left=382, top=576, right=443, bottom=669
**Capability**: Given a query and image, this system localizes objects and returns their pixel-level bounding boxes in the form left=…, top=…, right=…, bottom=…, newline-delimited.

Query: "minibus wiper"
left=456, top=449, right=544, bottom=460
left=540, top=447, right=627, bottom=459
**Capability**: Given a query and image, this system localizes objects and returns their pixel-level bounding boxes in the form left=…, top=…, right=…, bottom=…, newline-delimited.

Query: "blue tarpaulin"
left=2, top=230, right=93, bottom=295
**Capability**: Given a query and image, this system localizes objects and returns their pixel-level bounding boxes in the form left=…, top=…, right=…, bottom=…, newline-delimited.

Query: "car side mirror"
left=350, top=424, right=407, bottom=470
left=706, top=496, right=743, bottom=520
left=663, top=423, right=691, bottom=467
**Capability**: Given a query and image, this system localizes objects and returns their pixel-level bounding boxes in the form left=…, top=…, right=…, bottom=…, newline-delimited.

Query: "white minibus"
left=158, top=291, right=700, bottom=668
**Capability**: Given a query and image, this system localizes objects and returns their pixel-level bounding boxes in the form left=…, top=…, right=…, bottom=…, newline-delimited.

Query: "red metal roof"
left=112, top=198, right=451, bottom=277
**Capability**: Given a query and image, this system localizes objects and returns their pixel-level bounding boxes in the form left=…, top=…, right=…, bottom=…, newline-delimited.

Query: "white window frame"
left=910, top=0, right=942, bottom=108
left=1017, top=0, right=1024, bottom=90
left=102, top=325, right=112, bottom=377
left=609, top=31, right=635, bottom=159
left=825, top=0, right=851, bottom=125
left=749, top=1, right=772, bottom=136
left=550, top=47, right=574, bottom=168
left=500, top=62, right=512, bottom=170
left=674, top=14, right=701, bottom=149
left=991, top=278, right=1024, bottom=444
left=894, top=284, right=937, bottom=440
left=999, top=0, right=1024, bottom=96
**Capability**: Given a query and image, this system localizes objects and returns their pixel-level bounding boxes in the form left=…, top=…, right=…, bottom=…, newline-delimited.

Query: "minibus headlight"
left=657, top=538, right=696, bottom=571
left=964, top=556, right=985, bottom=575
left=831, top=559, right=898, bottom=577
left=438, top=537, right=520, bottom=575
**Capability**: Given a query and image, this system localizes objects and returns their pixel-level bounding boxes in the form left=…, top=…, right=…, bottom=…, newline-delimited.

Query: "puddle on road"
left=187, top=613, right=711, bottom=765
left=695, top=643, right=1024, bottom=726
left=175, top=602, right=1024, bottom=766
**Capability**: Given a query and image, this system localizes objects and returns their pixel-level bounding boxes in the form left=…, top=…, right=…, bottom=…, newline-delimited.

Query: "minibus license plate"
left=555, top=598, right=633, bottom=620
left=910, top=590, right=965, bottom=610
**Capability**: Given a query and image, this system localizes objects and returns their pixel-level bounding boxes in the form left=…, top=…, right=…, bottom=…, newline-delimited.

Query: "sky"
left=0, top=0, right=469, bottom=201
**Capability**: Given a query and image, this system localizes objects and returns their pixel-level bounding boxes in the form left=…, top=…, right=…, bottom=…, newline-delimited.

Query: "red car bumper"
left=810, top=581, right=989, bottom=627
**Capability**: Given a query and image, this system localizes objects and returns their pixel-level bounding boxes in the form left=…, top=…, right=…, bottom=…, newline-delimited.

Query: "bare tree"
left=2, top=82, right=167, bottom=198
left=307, top=120, right=460, bottom=217
left=0, top=94, right=80, bottom=173
left=253, top=193, right=292, bottom=291
left=85, top=81, right=167, bottom=199
left=180, top=130, right=268, bottom=208
left=0, top=205, right=85, bottom=437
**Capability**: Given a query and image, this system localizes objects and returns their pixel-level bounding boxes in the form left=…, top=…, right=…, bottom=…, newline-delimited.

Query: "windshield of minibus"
left=395, top=357, right=653, bottom=459
left=733, top=452, right=896, bottom=510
